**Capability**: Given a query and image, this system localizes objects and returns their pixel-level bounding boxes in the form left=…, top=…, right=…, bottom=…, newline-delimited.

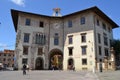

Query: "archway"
left=68, top=58, right=74, bottom=70
left=49, top=49, right=63, bottom=70
left=35, top=57, right=44, bottom=70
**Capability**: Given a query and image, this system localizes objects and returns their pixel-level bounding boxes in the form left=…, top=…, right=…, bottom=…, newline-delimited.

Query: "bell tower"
left=52, top=8, right=62, bottom=17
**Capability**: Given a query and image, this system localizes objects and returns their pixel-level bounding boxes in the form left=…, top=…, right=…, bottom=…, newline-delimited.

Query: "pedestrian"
left=23, top=64, right=27, bottom=75
left=26, top=64, right=29, bottom=72
left=73, top=66, right=75, bottom=71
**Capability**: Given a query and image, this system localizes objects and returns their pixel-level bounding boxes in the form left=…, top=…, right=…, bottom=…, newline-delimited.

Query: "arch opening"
left=35, top=57, right=44, bottom=70
left=49, top=49, right=63, bottom=70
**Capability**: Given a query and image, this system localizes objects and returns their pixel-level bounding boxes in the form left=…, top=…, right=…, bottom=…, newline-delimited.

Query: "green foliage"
left=112, top=39, right=120, bottom=54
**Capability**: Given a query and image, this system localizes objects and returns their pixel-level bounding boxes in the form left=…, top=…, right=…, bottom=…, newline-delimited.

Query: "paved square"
left=96, top=70, right=120, bottom=80
left=0, top=70, right=99, bottom=80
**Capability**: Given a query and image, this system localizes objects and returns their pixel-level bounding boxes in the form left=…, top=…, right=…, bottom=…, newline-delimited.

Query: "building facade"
left=0, top=49, right=14, bottom=68
left=11, top=6, right=119, bottom=71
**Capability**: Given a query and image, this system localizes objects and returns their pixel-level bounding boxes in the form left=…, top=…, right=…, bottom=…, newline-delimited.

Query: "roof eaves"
left=92, top=7, right=119, bottom=28
left=63, top=6, right=119, bottom=28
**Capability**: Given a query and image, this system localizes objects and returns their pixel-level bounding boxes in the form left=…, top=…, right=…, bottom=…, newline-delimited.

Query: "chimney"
left=52, top=8, right=62, bottom=17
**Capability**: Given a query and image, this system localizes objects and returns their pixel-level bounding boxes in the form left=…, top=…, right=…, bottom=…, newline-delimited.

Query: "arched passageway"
left=49, top=49, right=63, bottom=70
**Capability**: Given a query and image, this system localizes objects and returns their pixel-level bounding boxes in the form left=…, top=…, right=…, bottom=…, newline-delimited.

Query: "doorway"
left=35, top=57, right=43, bottom=70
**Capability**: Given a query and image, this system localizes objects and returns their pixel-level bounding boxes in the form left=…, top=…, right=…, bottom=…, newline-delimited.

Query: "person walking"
left=26, top=64, right=29, bottom=72
left=72, top=65, right=75, bottom=71
left=23, top=64, right=27, bottom=75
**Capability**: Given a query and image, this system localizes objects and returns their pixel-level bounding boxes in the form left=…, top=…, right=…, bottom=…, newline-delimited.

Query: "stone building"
left=11, top=6, right=119, bottom=71
left=0, top=49, right=14, bottom=68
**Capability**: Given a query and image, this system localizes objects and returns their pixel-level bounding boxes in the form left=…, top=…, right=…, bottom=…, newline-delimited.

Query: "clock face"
left=53, top=23, right=60, bottom=29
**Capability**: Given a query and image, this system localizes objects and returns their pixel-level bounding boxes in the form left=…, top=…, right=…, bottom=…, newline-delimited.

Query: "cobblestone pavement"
left=96, top=70, right=120, bottom=80
left=0, top=70, right=99, bottom=80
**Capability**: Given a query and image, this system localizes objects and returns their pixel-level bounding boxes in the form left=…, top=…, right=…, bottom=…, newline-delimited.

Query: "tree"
left=112, top=39, right=120, bottom=65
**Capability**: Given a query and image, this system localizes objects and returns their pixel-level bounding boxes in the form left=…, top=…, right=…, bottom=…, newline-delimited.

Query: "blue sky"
left=0, top=0, right=120, bottom=50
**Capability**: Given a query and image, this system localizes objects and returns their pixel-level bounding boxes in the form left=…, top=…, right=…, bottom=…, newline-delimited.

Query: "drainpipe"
left=47, top=18, right=51, bottom=69
left=62, top=18, right=65, bottom=70
left=93, top=15, right=97, bottom=71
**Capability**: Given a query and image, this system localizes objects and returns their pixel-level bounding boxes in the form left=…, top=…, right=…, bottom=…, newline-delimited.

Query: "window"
left=108, top=27, right=111, bottom=33
left=55, top=33, right=58, bottom=36
left=39, top=21, right=44, bottom=28
left=7, top=63, right=10, bottom=67
left=38, top=48, right=43, bottom=55
left=35, top=33, right=46, bottom=45
left=81, top=33, right=86, bottom=43
left=3, top=58, right=6, bottom=61
left=68, top=20, right=72, bottom=28
left=105, top=48, right=109, bottom=56
left=22, top=58, right=28, bottom=64
left=81, top=46, right=87, bottom=55
left=80, top=17, right=85, bottom=25
left=82, top=59, right=87, bottom=65
left=99, top=59, right=102, bottom=62
left=25, top=18, right=31, bottom=26
left=102, top=23, right=106, bottom=30
left=4, top=54, right=6, bottom=56
left=68, top=47, right=73, bottom=56
left=54, top=33, right=59, bottom=45
left=99, top=46, right=102, bottom=55
left=103, top=33, right=108, bottom=46
left=54, top=37, right=59, bottom=45
left=97, top=19, right=100, bottom=26
left=35, top=33, right=41, bottom=44
left=8, top=58, right=11, bottom=61
left=68, top=36, right=73, bottom=44
left=23, top=46, right=29, bottom=55
left=109, top=39, right=112, bottom=47
left=24, top=33, right=30, bottom=43
left=98, top=33, right=101, bottom=44
left=8, top=54, right=11, bottom=56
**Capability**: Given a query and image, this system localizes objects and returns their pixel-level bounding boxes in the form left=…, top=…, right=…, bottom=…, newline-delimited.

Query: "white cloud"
left=0, top=43, right=7, bottom=49
left=11, top=0, right=25, bottom=7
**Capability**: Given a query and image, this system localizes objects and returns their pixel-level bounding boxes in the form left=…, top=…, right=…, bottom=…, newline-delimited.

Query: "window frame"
left=81, top=46, right=87, bottom=55
left=98, top=46, right=102, bottom=55
left=54, top=37, right=59, bottom=45
left=24, top=33, right=30, bottom=43
left=105, top=48, right=109, bottom=56
left=68, top=47, right=73, bottom=56
left=68, top=20, right=72, bottom=28
left=102, top=23, right=106, bottom=30
left=25, top=18, right=31, bottom=26
left=103, top=33, right=108, bottom=46
left=81, top=33, right=86, bottom=43
left=97, top=19, right=100, bottom=26
left=22, top=58, right=28, bottom=64
left=80, top=17, right=85, bottom=25
left=35, top=33, right=46, bottom=45
left=39, top=21, right=44, bottom=28
left=23, top=46, right=29, bottom=55
left=68, top=36, right=73, bottom=44
left=98, top=33, right=101, bottom=44
left=82, top=58, right=87, bottom=65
